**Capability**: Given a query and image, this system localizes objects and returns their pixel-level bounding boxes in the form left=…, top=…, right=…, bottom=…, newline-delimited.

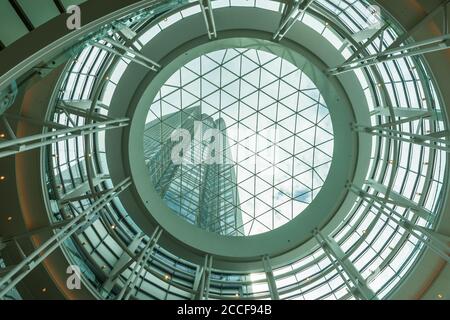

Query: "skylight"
left=144, top=48, right=334, bottom=236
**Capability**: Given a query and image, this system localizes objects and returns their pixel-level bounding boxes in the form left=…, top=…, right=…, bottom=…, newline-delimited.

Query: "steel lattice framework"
left=145, top=48, right=333, bottom=236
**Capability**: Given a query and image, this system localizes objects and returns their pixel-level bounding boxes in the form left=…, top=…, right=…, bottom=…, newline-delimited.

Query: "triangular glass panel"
left=298, top=92, right=319, bottom=109
left=283, top=70, right=301, bottom=89
left=165, top=70, right=181, bottom=87
left=184, top=79, right=201, bottom=98
left=181, top=67, right=199, bottom=86
left=160, top=84, right=179, bottom=99
left=262, top=81, right=280, bottom=100
left=201, top=78, right=219, bottom=98
left=279, top=81, right=298, bottom=100
left=202, top=55, right=221, bottom=74
left=241, top=55, right=260, bottom=75
left=277, top=103, right=295, bottom=122
left=259, top=103, right=278, bottom=123
left=203, top=90, right=221, bottom=111
left=220, top=90, right=238, bottom=110
left=222, top=81, right=241, bottom=99
left=260, top=68, right=278, bottom=87
left=281, top=60, right=298, bottom=77
left=181, top=89, right=200, bottom=108
left=223, top=49, right=241, bottom=65
left=300, top=75, right=317, bottom=90
left=203, top=67, right=222, bottom=86
left=206, top=49, right=226, bottom=64
left=243, top=49, right=260, bottom=65
left=279, top=92, right=299, bottom=113
left=263, top=57, right=282, bottom=77
left=186, top=58, right=201, bottom=75
left=223, top=55, right=241, bottom=75
left=274, top=207, right=292, bottom=228
left=220, top=66, right=239, bottom=87
left=243, top=68, right=261, bottom=88
left=257, top=50, right=277, bottom=65
left=252, top=216, right=272, bottom=234
left=240, top=80, right=258, bottom=98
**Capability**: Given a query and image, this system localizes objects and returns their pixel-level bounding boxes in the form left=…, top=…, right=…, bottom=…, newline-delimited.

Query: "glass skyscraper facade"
left=144, top=106, right=244, bottom=236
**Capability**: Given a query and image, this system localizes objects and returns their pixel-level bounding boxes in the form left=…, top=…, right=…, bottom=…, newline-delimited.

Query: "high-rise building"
left=144, top=106, right=244, bottom=235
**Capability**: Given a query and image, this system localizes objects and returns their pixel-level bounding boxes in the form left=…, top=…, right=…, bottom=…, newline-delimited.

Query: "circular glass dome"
left=144, top=48, right=334, bottom=236
left=10, top=0, right=443, bottom=302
